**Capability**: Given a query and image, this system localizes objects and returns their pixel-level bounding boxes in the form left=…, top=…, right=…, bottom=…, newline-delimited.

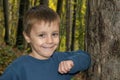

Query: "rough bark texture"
left=86, top=0, right=120, bottom=80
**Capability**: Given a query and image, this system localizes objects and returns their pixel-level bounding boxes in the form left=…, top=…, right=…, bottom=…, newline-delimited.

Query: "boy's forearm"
left=67, top=50, right=91, bottom=74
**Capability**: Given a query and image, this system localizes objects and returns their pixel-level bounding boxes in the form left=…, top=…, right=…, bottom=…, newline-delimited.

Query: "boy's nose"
left=46, top=36, right=53, bottom=44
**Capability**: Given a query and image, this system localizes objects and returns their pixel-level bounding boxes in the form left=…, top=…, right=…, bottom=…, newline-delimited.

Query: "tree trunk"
left=40, top=0, right=49, bottom=6
left=3, top=0, right=9, bottom=45
left=56, top=0, right=63, bottom=17
left=34, top=0, right=37, bottom=6
left=15, top=0, right=29, bottom=49
left=65, top=0, right=72, bottom=51
left=71, top=0, right=77, bottom=51
left=86, top=0, right=120, bottom=80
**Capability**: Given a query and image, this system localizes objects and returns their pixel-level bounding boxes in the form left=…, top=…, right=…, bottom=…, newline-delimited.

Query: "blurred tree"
left=65, top=0, right=72, bottom=51
left=40, top=0, right=49, bottom=6
left=15, top=0, right=29, bottom=49
left=3, top=0, right=9, bottom=45
left=9, top=0, right=19, bottom=45
left=34, top=0, right=37, bottom=6
left=56, top=0, right=63, bottom=17
left=78, top=0, right=86, bottom=50
left=71, top=0, right=77, bottom=51
left=86, top=0, right=120, bottom=80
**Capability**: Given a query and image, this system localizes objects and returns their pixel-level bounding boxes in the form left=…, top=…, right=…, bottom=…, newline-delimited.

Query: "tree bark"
left=56, top=0, right=63, bottom=17
left=71, top=0, right=77, bottom=51
left=86, top=0, right=120, bottom=80
left=65, top=0, right=72, bottom=51
left=3, top=0, right=9, bottom=45
left=15, top=0, right=29, bottom=49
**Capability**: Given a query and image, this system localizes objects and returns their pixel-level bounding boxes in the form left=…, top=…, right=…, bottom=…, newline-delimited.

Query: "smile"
left=42, top=45, right=55, bottom=48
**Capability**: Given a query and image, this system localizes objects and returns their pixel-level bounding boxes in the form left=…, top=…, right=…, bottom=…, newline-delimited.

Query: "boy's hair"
left=23, top=5, right=60, bottom=36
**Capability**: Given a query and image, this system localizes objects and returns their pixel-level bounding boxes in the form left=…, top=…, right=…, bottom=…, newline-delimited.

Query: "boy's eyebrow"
left=53, top=31, right=59, bottom=32
left=53, top=31, right=59, bottom=33
left=37, top=31, right=59, bottom=34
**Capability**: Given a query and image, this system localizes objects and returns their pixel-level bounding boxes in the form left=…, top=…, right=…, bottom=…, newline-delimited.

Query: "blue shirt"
left=0, top=50, right=91, bottom=80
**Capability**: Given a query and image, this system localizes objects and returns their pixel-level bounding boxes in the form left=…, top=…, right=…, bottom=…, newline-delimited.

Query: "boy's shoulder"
left=13, top=55, right=28, bottom=63
left=8, top=55, right=28, bottom=68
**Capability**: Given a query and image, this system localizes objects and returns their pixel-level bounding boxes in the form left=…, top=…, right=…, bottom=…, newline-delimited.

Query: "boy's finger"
left=58, top=60, right=74, bottom=74
left=58, top=61, right=67, bottom=74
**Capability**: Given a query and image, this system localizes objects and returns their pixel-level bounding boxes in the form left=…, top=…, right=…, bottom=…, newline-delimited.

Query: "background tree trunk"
left=56, top=0, right=63, bottom=17
left=3, top=0, right=9, bottom=45
left=15, top=0, right=29, bottom=49
left=40, top=0, right=48, bottom=6
left=71, top=0, right=77, bottom=51
left=65, top=0, right=72, bottom=51
left=86, top=0, right=120, bottom=80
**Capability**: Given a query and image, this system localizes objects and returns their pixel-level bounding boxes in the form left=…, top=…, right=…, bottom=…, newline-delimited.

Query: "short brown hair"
left=23, top=5, right=60, bottom=35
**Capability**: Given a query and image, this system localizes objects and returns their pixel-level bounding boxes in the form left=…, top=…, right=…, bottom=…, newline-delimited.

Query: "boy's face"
left=24, top=21, right=60, bottom=60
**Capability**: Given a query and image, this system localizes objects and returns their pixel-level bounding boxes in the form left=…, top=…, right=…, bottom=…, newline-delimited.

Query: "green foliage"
left=0, top=45, right=17, bottom=75
left=75, top=0, right=87, bottom=50
left=0, top=26, right=4, bottom=45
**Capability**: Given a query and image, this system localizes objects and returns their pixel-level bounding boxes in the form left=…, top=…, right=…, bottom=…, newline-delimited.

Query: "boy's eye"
left=39, top=34, right=45, bottom=38
left=52, top=33, right=59, bottom=37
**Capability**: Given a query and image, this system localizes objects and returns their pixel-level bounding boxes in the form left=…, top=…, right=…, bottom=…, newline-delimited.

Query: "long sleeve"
left=67, top=50, right=91, bottom=73
left=54, top=50, right=91, bottom=74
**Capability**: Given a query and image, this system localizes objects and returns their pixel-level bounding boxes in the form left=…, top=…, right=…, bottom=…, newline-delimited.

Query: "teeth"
left=43, top=46, right=52, bottom=48
left=43, top=46, right=54, bottom=48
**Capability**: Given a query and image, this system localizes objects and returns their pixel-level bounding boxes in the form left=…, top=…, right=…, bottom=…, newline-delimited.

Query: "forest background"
left=0, top=0, right=88, bottom=80
left=0, top=0, right=120, bottom=80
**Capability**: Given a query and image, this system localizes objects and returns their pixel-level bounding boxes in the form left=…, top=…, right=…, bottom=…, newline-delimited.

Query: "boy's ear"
left=23, top=31, right=30, bottom=43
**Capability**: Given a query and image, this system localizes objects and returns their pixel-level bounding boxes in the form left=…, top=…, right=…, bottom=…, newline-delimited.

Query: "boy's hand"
left=58, top=60, right=74, bottom=74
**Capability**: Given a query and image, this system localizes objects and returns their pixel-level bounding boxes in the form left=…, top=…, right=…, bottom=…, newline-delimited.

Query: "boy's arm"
left=58, top=50, right=91, bottom=74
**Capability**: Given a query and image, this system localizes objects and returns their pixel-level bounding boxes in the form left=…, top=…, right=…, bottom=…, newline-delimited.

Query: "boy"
left=0, top=5, right=91, bottom=80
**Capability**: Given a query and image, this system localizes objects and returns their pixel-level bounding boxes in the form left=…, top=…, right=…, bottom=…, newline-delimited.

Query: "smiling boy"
left=0, top=5, right=91, bottom=80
